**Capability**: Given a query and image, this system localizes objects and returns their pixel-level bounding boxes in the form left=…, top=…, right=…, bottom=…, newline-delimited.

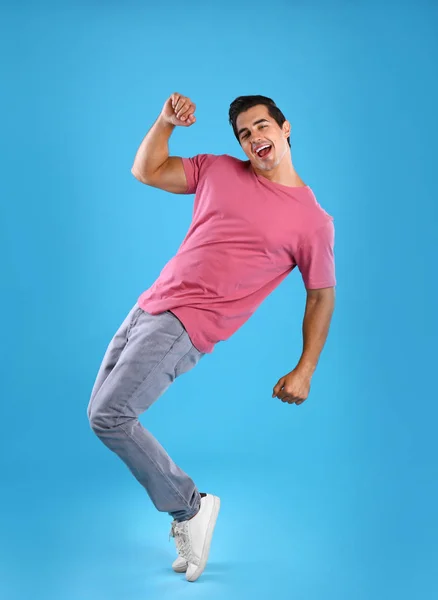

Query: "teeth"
left=256, top=144, right=270, bottom=154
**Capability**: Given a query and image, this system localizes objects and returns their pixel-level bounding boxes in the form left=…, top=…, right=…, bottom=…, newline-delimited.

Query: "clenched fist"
left=272, top=368, right=312, bottom=406
left=161, top=93, right=196, bottom=127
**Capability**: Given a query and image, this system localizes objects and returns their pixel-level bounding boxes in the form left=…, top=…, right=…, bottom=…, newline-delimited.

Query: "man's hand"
left=272, top=368, right=312, bottom=406
left=161, top=93, right=196, bottom=127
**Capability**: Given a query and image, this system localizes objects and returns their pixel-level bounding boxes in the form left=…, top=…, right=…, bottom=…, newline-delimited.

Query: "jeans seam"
left=115, top=328, right=186, bottom=428
left=118, top=419, right=195, bottom=513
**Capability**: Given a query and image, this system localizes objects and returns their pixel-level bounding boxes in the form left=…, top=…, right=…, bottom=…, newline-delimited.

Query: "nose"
left=251, top=136, right=265, bottom=147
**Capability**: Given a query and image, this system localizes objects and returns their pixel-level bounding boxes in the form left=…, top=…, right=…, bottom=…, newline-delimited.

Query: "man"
left=87, top=93, right=336, bottom=583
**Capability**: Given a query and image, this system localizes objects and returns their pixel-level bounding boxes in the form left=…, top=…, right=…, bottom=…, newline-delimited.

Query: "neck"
left=252, top=152, right=306, bottom=187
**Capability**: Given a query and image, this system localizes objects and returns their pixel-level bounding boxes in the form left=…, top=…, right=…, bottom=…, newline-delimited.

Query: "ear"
left=283, top=120, right=291, bottom=140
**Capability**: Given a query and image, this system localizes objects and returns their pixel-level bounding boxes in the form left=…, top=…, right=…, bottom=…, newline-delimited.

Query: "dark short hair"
left=228, top=95, right=291, bottom=147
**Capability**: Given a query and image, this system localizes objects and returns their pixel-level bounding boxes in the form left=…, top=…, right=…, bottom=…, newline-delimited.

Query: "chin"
left=252, top=157, right=278, bottom=172
left=255, top=162, right=273, bottom=172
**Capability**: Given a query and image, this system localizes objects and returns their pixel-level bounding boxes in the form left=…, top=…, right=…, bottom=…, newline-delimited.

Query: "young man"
left=87, top=93, right=336, bottom=582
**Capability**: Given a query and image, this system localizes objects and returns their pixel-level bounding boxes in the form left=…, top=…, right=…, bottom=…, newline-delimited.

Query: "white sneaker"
left=169, top=493, right=220, bottom=582
left=171, top=556, right=188, bottom=573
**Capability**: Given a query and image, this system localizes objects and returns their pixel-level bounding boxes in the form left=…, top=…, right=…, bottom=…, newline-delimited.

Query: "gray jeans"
left=87, top=303, right=205, bottom=522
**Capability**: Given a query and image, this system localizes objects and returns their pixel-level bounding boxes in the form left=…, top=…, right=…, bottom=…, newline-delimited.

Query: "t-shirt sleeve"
left=294, top=219, right=337, bottom=289
left=181, top=154, right=219, bottom=194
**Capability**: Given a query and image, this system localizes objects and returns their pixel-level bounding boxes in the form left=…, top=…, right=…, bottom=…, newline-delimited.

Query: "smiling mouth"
left=254, top=144, right=272, bottom=159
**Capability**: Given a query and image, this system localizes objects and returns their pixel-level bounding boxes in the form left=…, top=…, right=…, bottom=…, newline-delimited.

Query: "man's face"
left=235, top=105, right=291, bottom=171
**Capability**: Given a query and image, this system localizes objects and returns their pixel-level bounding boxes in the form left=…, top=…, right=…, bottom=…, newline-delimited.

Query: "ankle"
left=187, top=493, right=206, bottom=521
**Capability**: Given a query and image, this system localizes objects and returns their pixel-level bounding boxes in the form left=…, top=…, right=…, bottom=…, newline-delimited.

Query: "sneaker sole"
left=186, top=496, right=221, bottom=583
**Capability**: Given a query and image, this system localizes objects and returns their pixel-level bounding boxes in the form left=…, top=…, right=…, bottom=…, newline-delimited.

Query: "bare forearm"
left=131, top=116, right=175, bottom=181
left=296, top=290, right=335, bottom=376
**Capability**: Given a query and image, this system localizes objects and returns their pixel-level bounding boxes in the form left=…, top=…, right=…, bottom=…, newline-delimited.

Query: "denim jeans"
left=87, top=303, right=205, bottom=522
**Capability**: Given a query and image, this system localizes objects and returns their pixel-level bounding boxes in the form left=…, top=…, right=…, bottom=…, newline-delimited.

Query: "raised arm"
left=131, top=93, right=196, bottom=194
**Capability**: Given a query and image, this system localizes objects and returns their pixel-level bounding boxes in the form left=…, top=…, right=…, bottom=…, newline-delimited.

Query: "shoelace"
left=169, top=520, right=193, bottom=562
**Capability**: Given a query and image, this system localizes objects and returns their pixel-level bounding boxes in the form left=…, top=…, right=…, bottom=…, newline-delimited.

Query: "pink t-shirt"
left=138, top=154, right=336, bottom=354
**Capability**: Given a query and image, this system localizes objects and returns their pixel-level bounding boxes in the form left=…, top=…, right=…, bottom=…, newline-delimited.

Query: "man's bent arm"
left=295, top=287, right=335, bottom=376
left=131, top=116, right=175, bottom=182
left=131, top=93, right=196, bottom=193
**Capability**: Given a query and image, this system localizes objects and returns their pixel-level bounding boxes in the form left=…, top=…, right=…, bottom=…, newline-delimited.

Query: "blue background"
left=1, top=1, right=437, bottom=598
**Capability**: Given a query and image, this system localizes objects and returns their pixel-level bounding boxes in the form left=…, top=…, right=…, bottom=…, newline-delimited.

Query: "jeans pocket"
left=174, top=345, right=204, bottom=378
left=126, top=306, right=143, bottom=338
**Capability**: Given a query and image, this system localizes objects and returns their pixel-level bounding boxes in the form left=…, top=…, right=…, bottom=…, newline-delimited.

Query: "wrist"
left=158, top=113, right=176, bottom=129
left=295, top=359, right=317, bottom=378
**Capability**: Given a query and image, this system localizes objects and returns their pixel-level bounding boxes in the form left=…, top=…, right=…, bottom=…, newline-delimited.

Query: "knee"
left=88, top=409, right=104, bottom=434
left=88, top=403, right=115, bottom=434
left=88, top=397, right=134, bottom=435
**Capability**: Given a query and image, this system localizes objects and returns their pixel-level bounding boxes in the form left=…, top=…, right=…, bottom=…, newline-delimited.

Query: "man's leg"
left=87, top=307, right=204, bottom=522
